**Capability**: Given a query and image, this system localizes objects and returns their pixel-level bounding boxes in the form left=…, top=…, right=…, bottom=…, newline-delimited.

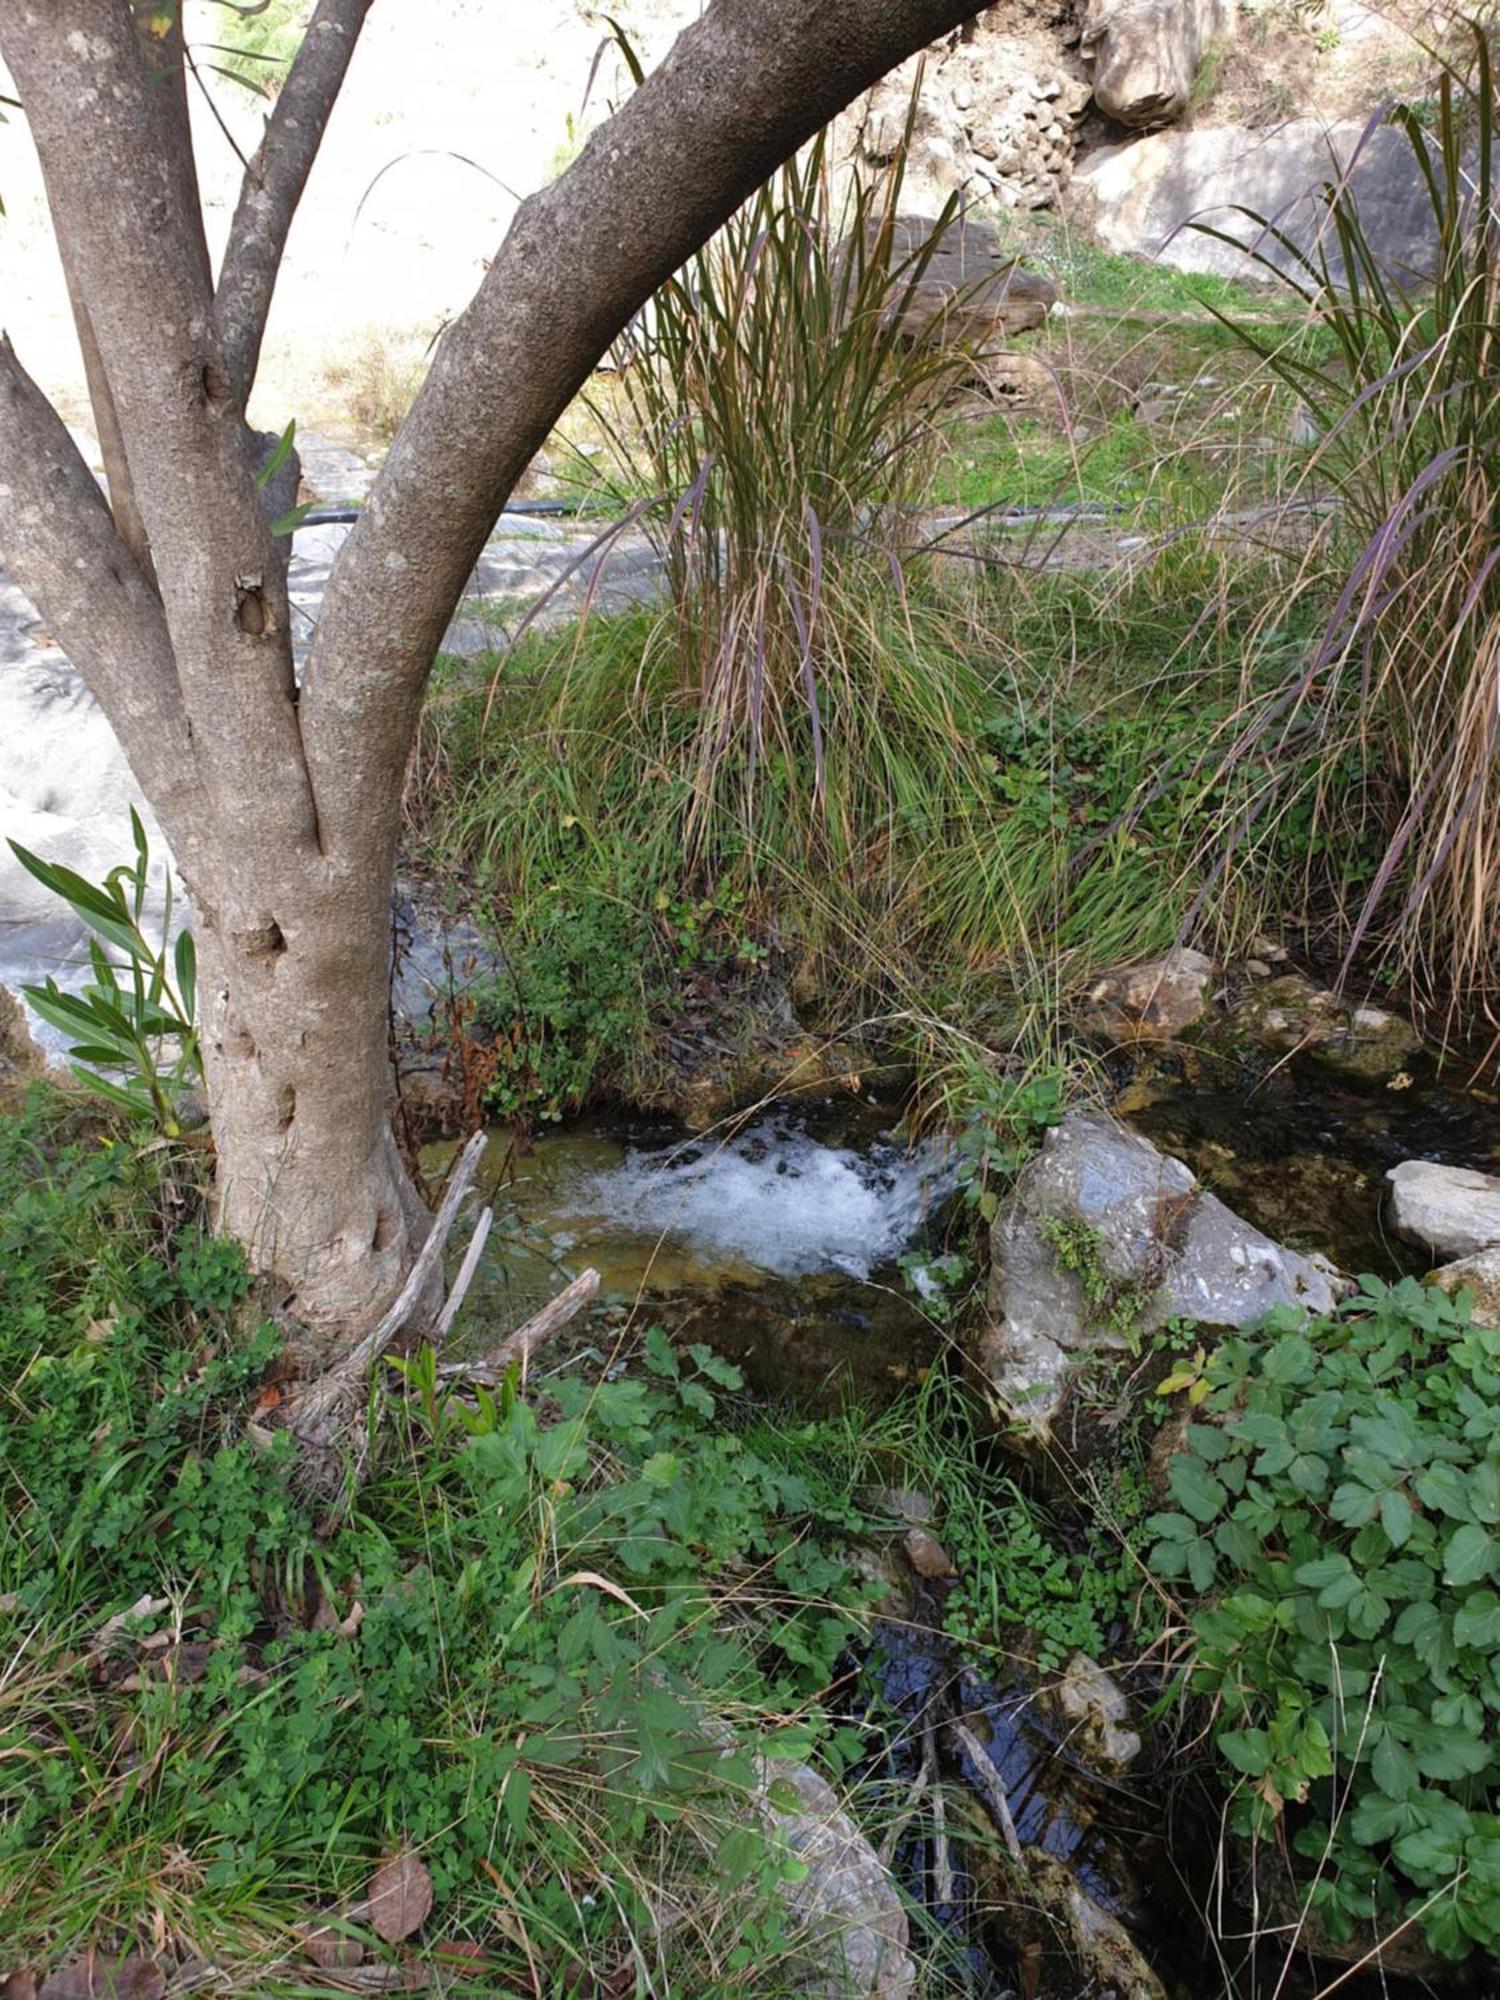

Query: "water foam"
left=561, top=1112, right=956, bottom=1279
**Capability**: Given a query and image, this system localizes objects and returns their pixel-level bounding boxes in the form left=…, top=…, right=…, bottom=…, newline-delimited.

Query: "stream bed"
left=429, top=1058, right=1500, bottom=1997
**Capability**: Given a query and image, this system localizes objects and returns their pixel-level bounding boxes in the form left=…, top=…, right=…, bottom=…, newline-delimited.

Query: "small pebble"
left=904, top=1528, right=958, bottom=1580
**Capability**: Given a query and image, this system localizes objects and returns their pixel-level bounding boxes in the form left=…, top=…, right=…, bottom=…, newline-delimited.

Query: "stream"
left=429, top=1058, right=1500, bottom=1998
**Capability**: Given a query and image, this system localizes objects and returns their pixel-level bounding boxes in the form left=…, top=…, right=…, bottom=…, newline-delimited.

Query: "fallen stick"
left=950, top=1718, right=1023, bottom=1861
left=288, top=1130, right=489, bottom=1439
left=440, top=1267, right=600, bottom=1384
left=926, top=1717, right=954, bottom=1907
left=877, top=1726, right=936, bottom=1869
left=432, top=1204, right=493, bottom=1349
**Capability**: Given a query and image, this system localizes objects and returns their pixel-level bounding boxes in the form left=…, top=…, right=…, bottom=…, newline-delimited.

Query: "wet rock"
left=1054, top=1651, right=1142, bottom=1775
left=1081, top=0, right=1232, bottom=129
left=902, top=1527, right=958, bottom=1581
left=976, top=1110, right=1343, bottom=1442
left=1080, top=947, right=1216, bottom=1044
left=1028, top=1855, right=1166, bottom=2000
left=1429, top=1246, right=1500, bottom=1328
left=759, top=1760, right=914, bottom=1997
left=1213, top=973, right=1420, bottom=1083
left=1388, top=1160, right=1500, bottom=1260
left=390, top=881, right=500, bottom=1036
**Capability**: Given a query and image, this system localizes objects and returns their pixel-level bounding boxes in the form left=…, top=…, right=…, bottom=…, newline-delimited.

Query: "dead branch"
left=950, top=1718, right=1023, bottom=1861
left=439, top=1268, right=601, bottom=1386
left=432, top=1204, right=493, bottom=1348
left=286, top=1129, right=488, bottom=1442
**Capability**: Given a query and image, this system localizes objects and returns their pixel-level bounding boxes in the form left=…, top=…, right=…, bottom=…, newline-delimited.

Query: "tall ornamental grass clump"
left=1205, top=26, right=1500, bottom=1027
left=570, top=121, right=997, bottom=873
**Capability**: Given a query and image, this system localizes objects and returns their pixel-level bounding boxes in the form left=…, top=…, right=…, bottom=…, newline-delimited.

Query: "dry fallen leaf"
left=37, top=1955, right=164, bottom=2000
left=1, top=1973, right=39, bottom=2000
left=366, top=1848, right=433, bottom=1945
left=91, top=1596, right=169, bottom=1655
left=299, top=1918, right=365, bottom=1971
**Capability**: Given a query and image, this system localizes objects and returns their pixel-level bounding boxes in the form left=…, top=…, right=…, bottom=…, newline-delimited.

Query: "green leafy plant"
left=1149, top=1275, right=1500, bottom=1958
left=1041, top=1213, right=1157, bottom=1349
left=8, top=810, right=201, bottom=1132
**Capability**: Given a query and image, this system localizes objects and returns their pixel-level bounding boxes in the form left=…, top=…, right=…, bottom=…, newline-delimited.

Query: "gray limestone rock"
left=977, top=1110, right=1343, bottom=1441
left=1387, top=1161, right=1500, bottom=1260
left=1074, top=116, right=1447, bottom=284
left=758, top=1761, right=914, bottom=1998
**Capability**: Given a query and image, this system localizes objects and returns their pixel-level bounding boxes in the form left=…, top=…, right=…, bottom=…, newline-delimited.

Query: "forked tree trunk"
left=0, top=0, right=985, bottom=1371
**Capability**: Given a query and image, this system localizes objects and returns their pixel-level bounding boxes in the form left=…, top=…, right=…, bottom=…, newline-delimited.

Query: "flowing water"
left=435, top=1058, right=1500, bottom=1998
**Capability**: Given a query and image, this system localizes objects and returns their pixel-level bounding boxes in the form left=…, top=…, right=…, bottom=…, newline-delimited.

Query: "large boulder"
left=1081, top=0, right=1233, bottom=129
left=870, top=213, right=1058, bottom=343
left=1073, top=116, right=1444, bottom=282
left=977, top=1110, right=1343, bottom=1441
left=1387, top=1161, right=1500, bottom=1261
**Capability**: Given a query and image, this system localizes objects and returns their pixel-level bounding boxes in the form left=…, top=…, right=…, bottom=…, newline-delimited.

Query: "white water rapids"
left=558, top=1112, right=957, bottom=1280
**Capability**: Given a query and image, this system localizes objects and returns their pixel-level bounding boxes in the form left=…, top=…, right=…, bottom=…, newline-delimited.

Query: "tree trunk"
left=192, top=850, right=429, bottom=1338
left=0, top=0, right=987, bottom=1373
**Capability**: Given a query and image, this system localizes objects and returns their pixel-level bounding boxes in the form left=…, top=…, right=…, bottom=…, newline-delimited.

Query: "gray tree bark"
left=0, top=0, right=982, bottom=1358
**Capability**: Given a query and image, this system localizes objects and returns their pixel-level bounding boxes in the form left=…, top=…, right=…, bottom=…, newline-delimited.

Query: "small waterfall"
left=561, top=1110, right=957, bottom=1279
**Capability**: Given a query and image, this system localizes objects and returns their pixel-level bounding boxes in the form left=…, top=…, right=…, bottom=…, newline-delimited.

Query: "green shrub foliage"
left=1151, top=1277, right=1500, bottom=1957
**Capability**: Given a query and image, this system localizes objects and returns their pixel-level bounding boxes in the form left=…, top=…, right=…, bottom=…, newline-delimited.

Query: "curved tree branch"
left=0, top=336, right=205, bottom=868
left=214, top=0, right=374, bottom=399
left=302, top=0, right=983, bottom=854
left=1, top=0, right=319, bottom=868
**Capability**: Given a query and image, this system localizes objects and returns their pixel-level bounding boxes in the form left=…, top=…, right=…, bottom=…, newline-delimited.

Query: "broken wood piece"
left=432, top=1203, right=493, bottom=1349
left=950, top=1717, right=1023, bottom=1860
left=287, top=1129, right=488, bottom=1438
left=439, top=1268, right=601, bottom=1385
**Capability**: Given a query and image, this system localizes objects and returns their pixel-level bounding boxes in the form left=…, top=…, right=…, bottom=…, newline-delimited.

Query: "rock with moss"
left=976, top=1110, right=1343, bottom=1443
left=1053, top=1651, right=1142, bottom=1775
left=1208, top=972, right=1420, bottom=1083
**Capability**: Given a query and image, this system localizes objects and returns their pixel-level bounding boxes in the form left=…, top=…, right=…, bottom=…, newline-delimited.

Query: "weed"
left=1204, top=25, right=1500, bottom=1026
left=8, top=811, right=200, bottom=1133
left=1041, top=1215, right=1157, bottom=1350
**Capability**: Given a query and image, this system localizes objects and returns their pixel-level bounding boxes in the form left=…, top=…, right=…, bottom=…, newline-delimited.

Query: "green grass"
left=199, top=0, right=312, bottom=95
left=411, top=538, right=1340, bottom=1126
left=0, top=1088, right=908, bottom=1992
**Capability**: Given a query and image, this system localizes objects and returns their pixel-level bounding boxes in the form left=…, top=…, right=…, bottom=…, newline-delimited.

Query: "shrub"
left=578, top=123, right=994, bottom=873
left=1150, top=1276, right=1500, bottom=1959
left=1205, top=24, right=1500, bottom=1024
